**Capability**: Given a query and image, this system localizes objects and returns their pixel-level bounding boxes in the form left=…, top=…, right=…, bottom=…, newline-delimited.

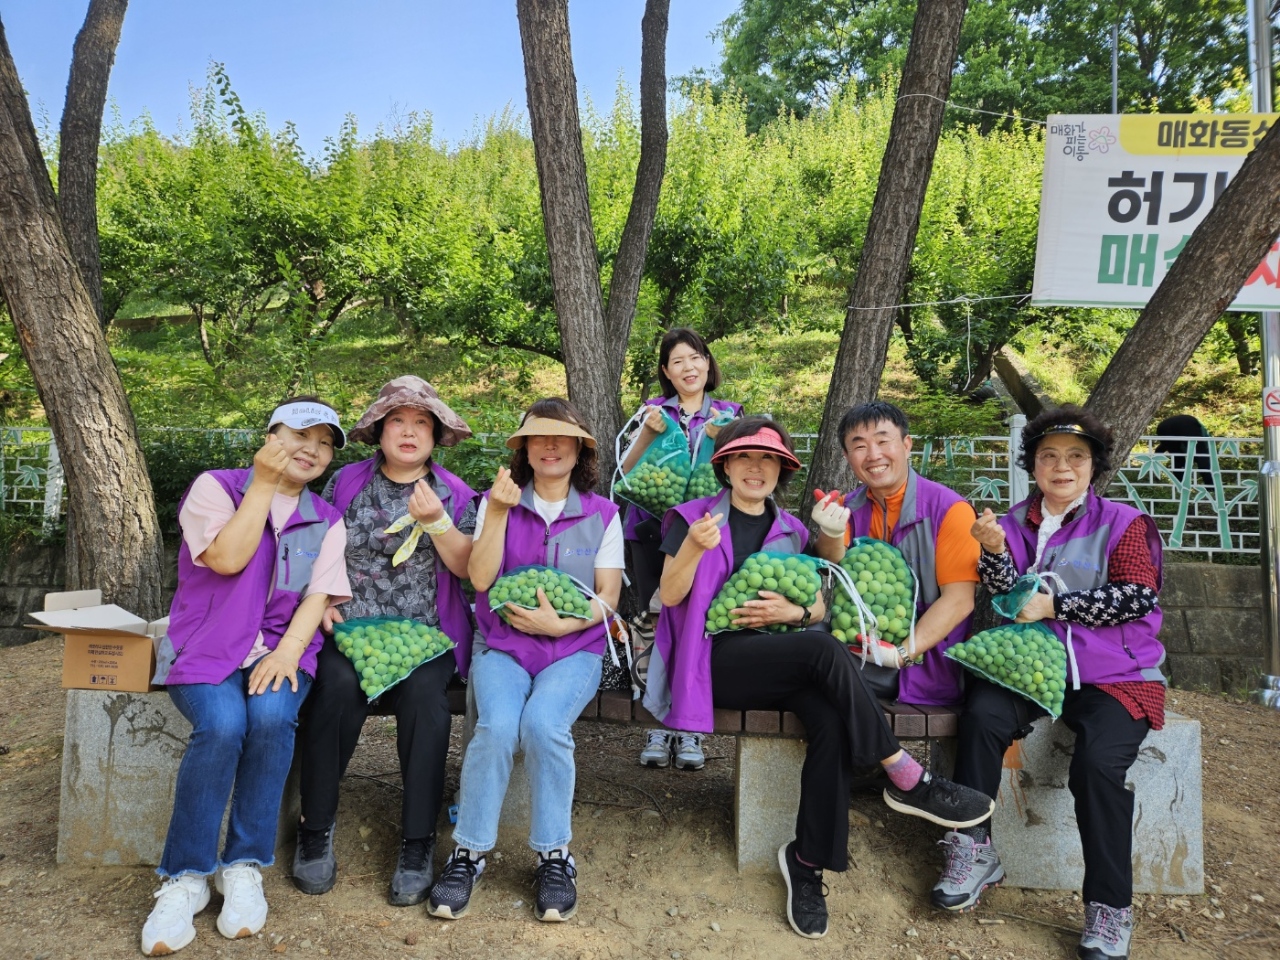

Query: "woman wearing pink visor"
left=643, top=417, right=994, bottom=940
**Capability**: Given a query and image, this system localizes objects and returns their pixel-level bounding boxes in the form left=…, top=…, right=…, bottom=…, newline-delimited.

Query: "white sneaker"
left=214, top=864, right=268, bottom=939
left=141, top=874, right=210, bottom=956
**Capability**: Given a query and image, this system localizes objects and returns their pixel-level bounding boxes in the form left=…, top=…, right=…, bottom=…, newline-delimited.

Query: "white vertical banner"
left=1032, top=113, right=1280, bottom=311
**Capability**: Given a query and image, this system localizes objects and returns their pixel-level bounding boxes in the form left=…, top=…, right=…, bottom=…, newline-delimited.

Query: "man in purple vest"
left=814, top=401, right=980, bottom=706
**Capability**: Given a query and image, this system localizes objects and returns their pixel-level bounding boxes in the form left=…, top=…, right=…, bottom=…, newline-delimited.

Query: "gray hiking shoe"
left=1078, top=901, right=1133, bottom=959
left=292, top=822, right=336, bottom=895
left=389, top=835, right=435, bottom=906
left=931, top=831, right=1005, bottom=911
left=673, top=732, right=705, bottom=771
left=639, top=729, right=673, bottom=767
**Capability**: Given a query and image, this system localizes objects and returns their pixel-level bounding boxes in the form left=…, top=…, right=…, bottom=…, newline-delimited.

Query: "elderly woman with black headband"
left=643, top=416, right=994, bottom=940
left=934, top=405, right=1164, bottom=960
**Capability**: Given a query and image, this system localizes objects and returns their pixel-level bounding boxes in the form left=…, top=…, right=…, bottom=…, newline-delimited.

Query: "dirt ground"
left=1, top=636, right=1278, bottom=960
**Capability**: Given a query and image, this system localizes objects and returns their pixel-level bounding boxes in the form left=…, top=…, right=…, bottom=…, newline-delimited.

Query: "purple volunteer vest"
left=642, top=491, right=808, bottom=733
left=329, top=457, right=480, bottom=677
left=475, top=485, right=620, bottom=677
left=1001, top=490, right=1166, bottom=686
left=623, top=395, right=742, bottom=539
left=165, top=468, right=344, bottom=685
left=845, top=469, right=972, bottom=705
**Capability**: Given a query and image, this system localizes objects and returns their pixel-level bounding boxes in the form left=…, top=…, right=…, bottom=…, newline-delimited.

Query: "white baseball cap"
left=268, top=401, right=347, bottom=449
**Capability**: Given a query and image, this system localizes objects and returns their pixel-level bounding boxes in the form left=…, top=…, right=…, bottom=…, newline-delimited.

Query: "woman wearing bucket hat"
left=293, top=376, right=478, bottom=908
left=643, top=417, right=994, bottom=940
left=934, top=406, right=1164, bottom=960
left=427, top=398, right=624, bottom=924
left=142, top=397, right=351, bottom=956
left=618, top=328, right=741, bottom=770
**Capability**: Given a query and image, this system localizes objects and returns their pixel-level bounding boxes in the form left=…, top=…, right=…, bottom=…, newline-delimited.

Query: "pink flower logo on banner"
left=1088, top=126, right=1117, bottom=153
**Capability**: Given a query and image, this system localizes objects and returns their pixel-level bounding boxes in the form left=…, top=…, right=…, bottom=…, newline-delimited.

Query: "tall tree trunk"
left=58, top=0, right=128, bottom=329
left=601, top=0, right=669, bottom=384
left=0, top=17, right=164, bottom=617
left=806, top=0, right=968, bottom=500
left=516, top=0, right=669, bottom=488
left=1087, top=122, right=1280, bottom=492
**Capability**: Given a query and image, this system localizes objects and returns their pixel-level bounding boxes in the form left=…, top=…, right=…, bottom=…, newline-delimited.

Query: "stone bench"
left=58, top=680, right=1204, bottom=894
left=458, top=684, right=960, bottom=872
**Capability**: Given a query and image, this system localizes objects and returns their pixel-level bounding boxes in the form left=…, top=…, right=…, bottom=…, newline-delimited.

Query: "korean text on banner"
left=1032, top=114, right=1280, bottom=312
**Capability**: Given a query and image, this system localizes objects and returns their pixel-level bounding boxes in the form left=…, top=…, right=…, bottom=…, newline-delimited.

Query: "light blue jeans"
left=453, top=642, right=602, bottom=853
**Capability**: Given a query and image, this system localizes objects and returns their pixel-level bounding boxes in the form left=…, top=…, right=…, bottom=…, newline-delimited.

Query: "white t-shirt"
left=473, top=493, right=625, bottom=569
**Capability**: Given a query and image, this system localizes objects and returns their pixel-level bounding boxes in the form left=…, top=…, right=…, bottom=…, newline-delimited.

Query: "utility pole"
left=1248, top=0, right=1280, bottom=707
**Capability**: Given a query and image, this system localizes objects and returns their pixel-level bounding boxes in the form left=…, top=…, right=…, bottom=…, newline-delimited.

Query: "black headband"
left=1028, top=423, right=1102, bottom=445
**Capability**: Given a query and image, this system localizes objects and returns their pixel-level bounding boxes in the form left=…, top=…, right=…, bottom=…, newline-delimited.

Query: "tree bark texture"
left=1087, top=120, right=1280, bottom=493
left=601, top=0, right=669, bottom=383
left=58, top=0, right=128, bottom=328
left=517, top=0, right=670, bottom=488
left=0, top=18, right=164, bottom=617
left=805, top=0, right=968, bottom=501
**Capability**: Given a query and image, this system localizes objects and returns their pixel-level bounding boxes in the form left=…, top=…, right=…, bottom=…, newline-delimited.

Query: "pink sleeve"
left=178, top=474, right=237, bottom=567
left=306, top=520, right=352, bottom=603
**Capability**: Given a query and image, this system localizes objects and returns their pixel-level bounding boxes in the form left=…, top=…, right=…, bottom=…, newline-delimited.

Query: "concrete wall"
left=1160, top=562, right=1265, bottom=695
left=0, top=543, right=176, bottom=647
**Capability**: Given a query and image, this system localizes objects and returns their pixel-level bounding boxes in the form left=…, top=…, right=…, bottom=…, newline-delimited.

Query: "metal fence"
left=2, top=424, right=1261, bottom=557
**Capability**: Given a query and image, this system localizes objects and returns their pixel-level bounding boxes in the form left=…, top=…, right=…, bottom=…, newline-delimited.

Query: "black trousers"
left=299, top=634, right=455, bottom=840
left=626, top=527, right=665, bottom=615
left=710, top=629, right=899, bottom=872
left=953, top=678, right=1150, bottom=908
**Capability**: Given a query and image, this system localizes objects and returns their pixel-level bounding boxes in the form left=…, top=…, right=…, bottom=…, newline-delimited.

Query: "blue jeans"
left=158, top=667, right=312, bottom=877
left=453, top=643, right=601, bottom=853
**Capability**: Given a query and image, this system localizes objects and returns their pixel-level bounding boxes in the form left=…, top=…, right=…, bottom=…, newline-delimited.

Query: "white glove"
left=811, top=496, right=850, bottom=539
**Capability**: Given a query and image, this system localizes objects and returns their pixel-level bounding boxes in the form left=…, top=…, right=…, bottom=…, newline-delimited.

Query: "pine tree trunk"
left=806, top=0, right=968, bottom=500
left=516, top=0, right=669, bottom=487
left=58, top=0, right=128, bottom=328
left=1087, top=121, right=1280, bottom=493
left=0, top=18, right=164, bottom=617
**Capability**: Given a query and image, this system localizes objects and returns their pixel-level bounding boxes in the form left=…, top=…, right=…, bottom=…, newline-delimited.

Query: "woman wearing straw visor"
left=936, top=406, right=1164, bottom=960
left=428, top=398, right=624, bottom=924
left=643, top=416, right=994, bottom=940
left=294, top=376, right=477, bottom=907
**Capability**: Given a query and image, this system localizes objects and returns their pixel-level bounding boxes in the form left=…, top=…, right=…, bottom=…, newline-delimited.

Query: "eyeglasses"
left=1035, top=450, right=1092, bottom=469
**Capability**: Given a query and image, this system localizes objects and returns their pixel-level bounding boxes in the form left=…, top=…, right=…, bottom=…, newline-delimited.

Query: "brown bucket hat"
left=347, top=376, right=473, bottom=447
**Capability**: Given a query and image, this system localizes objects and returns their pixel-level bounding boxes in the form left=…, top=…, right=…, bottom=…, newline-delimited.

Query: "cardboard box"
left=29, top=590, right=167, bottom=693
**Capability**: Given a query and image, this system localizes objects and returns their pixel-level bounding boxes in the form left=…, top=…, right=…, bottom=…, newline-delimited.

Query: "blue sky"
left=2, top=1, right=739, bottom=156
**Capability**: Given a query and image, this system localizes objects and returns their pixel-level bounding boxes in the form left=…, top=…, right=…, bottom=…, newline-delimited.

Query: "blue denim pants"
left=453, top=643, right=601, bottom=854
left=158, top=667, right=312, bottom=877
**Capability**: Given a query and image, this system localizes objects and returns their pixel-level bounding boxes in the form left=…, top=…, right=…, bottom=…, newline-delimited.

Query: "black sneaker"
left=777, top=841, right=828, bottom=938
left=427, top=848, right=485, bottom=920
left=883, top=772, right=995, bottom=829
left=389, top=835, right=435, bottom=907
left=533, top=850, right=578, bottom=922
left=292, top=822, right=336, bottom=895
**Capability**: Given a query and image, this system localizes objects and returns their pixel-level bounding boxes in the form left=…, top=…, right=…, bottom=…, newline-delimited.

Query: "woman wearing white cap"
left=141, top=396, right=352, bottom=956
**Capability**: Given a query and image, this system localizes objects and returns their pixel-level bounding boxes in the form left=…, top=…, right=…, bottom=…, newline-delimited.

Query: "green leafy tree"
left=687, top=0, right=1252, bottom=133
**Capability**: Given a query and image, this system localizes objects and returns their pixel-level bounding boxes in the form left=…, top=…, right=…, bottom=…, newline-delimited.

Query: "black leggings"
left=298, top=634, right=456, bottom=840
left=953, top=678, right=1150, bottom=908
left=710, top=629, right=899, bottom=872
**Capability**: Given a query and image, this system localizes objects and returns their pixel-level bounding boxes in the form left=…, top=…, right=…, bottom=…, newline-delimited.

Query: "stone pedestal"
left=733, top=736, right=806, bottom=871
left=57, top=689, right=299, bottom=867
left=991, top=712, right=1203, bottom=895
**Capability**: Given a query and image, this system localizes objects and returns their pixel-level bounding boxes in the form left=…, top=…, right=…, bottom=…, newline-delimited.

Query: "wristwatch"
left=797, top=606, right=812, bottom=630
left=895, top=642, right=922, bottom=667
